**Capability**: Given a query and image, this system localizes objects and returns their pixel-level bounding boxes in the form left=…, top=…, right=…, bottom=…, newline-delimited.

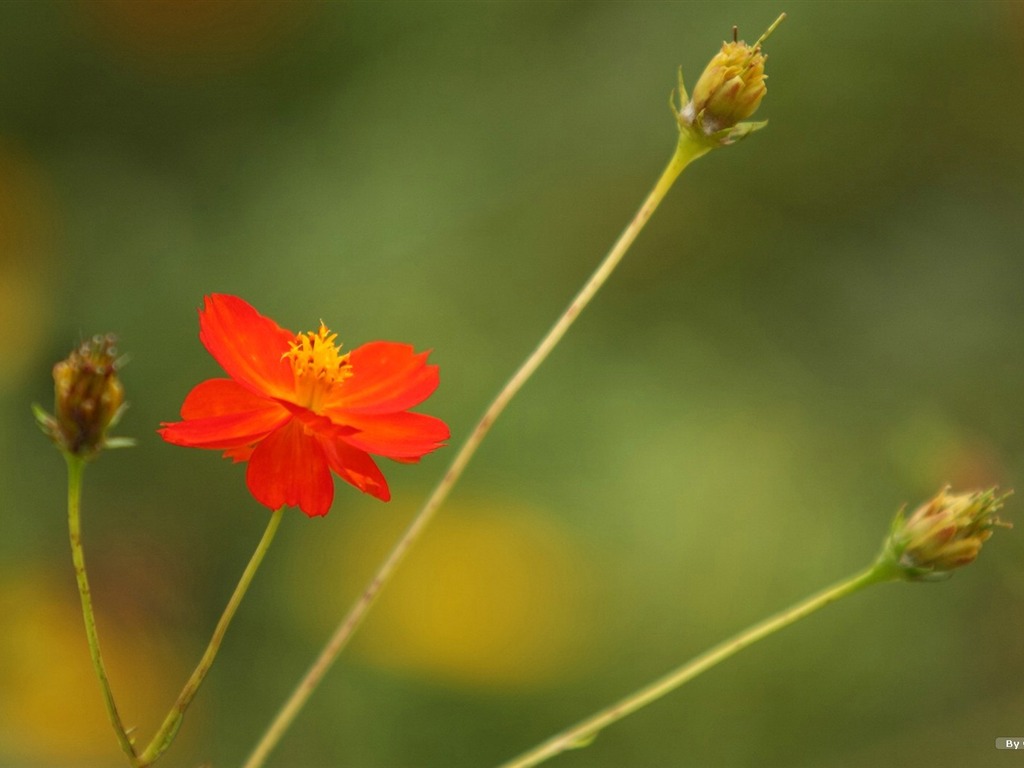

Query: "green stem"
left=65, top=454, right=140, bottom=766
left=137, top=508, right=284, bottom=767
left=497, top=562, right=896, bottom=768
left=242, top=135, right=712, bottom=768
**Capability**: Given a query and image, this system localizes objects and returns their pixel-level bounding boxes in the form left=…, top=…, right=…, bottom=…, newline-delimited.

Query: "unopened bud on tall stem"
left=34, top=334, right=131, bottom=459
left=675, top=13, right=784, bottom=147
left=880, top=487, right=1011, bottom=582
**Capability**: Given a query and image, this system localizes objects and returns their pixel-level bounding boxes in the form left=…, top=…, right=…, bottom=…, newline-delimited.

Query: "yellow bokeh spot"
left=0, top=569, right=186, bottom=764
left=291, top=500, right=597, bottom=690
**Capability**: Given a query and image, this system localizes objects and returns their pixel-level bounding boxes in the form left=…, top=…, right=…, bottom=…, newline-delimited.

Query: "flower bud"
left=34, top=334, right=129, bottom=458
left=882, top=487, right=1010, bottom=582
left=684, top=41, right=766, bottom=132
left=675, top=14, right=783, bottom=146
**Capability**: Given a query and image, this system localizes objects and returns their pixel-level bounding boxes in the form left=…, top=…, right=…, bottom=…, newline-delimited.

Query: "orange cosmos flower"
left=159, top=294, right=448, bottom=516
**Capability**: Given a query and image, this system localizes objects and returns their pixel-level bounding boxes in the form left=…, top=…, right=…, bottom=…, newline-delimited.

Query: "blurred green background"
left=2, top=1, right=1023, bottom=766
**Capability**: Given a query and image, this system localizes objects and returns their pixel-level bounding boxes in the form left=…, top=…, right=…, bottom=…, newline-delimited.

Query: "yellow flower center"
left=283, top=323, right=352, bottom=410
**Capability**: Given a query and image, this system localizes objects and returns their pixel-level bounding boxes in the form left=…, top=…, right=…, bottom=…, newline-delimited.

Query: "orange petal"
left=198, top=294, right=296, bottom=401
left=159, top=412, right=285, bottom=449
left=329, top=341, right=439, bottom=415
left=179, top=378, right=274, bottom=419
left=337, top=411, right=449, bottom=460
left=319, top=434, right=391, bottom=501
left=223, top=444, right=254, bottom=463
left=159, top=378, right=289, bottom=449
left=246, top=419, right=334, bottom=517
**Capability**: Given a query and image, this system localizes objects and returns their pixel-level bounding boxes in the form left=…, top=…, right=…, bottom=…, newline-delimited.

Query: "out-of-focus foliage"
left=2, top=2, right=1022, bottom=766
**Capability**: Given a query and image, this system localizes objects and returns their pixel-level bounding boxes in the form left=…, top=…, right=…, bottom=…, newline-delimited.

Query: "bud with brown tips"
left=34, top=334, right=132, bottom=458
left=881, top=487, right=1011, bottom=582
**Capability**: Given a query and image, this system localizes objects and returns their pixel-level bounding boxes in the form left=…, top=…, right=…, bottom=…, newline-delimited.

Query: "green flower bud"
left=882, top=487, right=1011, bottom=582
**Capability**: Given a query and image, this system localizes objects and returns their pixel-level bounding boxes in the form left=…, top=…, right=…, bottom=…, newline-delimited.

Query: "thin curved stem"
left=66, top=455, right=140, bottom=766
left=243, top=135, right=712, bottom=768
left=137, top=508, right=284, bottom=767
left=497, top=563, right=893, bottom=768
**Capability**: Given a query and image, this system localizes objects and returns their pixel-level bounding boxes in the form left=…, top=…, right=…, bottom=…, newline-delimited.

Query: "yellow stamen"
left=283, top=323, right=352, bottom=408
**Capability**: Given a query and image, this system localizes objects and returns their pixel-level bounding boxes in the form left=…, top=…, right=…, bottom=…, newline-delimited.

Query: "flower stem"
left=137, top=508, right=284, bottom=767
left=497, top=563, right=895, bottom=768
left=242, top=134, right=713, bottom=768
left=65, top=454, right=140, bottom=766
